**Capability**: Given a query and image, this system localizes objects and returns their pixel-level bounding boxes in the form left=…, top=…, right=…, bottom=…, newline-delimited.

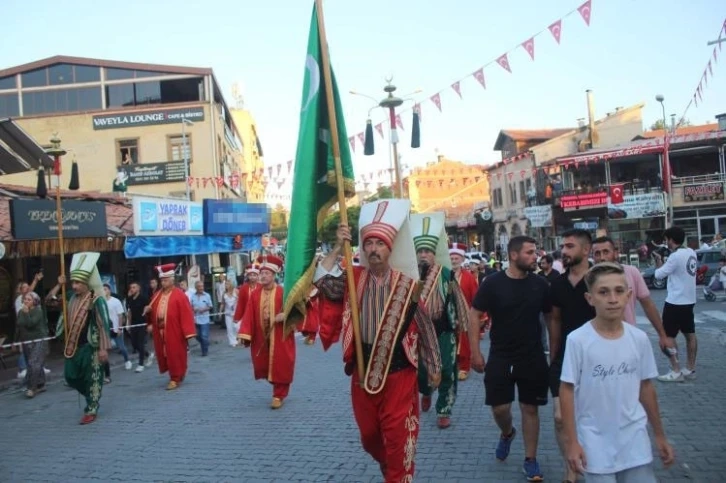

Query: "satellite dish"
left=0, top=243, right=5, bottom=259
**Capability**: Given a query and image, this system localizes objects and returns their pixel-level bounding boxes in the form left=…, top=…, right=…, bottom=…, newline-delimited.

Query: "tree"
left=649, top=118, right=691, bottom=131
left=365, top=185, right=393, bottom=202
left=320, top=205, right=361, bottom=246
left=270, top=204, right=288, bottom=238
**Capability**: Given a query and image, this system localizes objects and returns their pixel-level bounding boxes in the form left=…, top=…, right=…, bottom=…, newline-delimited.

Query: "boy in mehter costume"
left=233, top=264, right=261, bottom=325
left=145, top=263, right=197, bottom=391
left=297, top=285, right=320, bottom=345
left=238, top=255, right=296, bottom=409
left=51, top=252, right=112, bottom=425
left=411, top=213, right=470, bottom=429
left=315, top=199, right=442, bottom=483
left=449, top=242, right=478, bottom=381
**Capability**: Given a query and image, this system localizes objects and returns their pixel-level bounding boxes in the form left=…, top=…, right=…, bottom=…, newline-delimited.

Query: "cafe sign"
left=10, top=199, right=108, bottom=240
left=119, top=161, right=186, bottom=186
left=560, top=191, right=608, bottom=211
left=92, top=107, right=205, bottom=130
left=132, top=197, right=203, bottom=236
left=683, top=182, right=724, bottom=203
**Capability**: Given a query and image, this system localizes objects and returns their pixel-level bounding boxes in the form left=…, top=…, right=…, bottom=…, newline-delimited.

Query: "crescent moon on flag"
left=302, top=54, right=320, bottom=113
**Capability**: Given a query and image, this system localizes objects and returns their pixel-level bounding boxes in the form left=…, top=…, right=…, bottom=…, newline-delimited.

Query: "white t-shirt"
left=105, top=296, right=126, bottom=332
left=15, top=295, right=23, bottom=314
left=560, top=321, right=658, bottom=475
left=654, top=247, right=697, bottom=305
left=719, top=265, right=726, bottom=284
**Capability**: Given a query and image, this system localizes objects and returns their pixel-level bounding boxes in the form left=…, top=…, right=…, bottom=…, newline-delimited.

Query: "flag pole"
left=315, top=0, right=366, bottom=384
left=46, top=135, right=68, bottom=338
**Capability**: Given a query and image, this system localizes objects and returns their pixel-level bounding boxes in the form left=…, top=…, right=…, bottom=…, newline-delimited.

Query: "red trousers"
left=351, top=367, right=419, bottom=483
left=457, top=332, right=471, bottom=373
left=273, top=383, right=290, bottom=399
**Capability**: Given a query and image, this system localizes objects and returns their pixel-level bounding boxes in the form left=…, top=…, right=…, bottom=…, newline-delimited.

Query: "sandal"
left=25, top=389, right=35, bottom=398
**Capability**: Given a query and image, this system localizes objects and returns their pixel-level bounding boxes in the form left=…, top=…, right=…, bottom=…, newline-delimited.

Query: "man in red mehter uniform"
left=449, top=243, right=478, bottom=381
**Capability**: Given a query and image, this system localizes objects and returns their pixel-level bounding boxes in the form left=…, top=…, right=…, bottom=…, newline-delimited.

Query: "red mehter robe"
left=233, top=283, right=259, bottom=322
left=238, top=285, right=296, bottom=386
left=146, top=287, right=196, bottom=383
left=456, top=269, right=479, bottom=373
left=297, top=290, right=320, bottom=341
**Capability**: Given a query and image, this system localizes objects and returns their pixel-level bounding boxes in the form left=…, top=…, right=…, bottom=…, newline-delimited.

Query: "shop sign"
left=10, top=199, right=108, bottom=240
left=92, top=107, right=205, bottom=130
left=523, top=205, right=553, bottom=228
left=682, top=182, right=724, bottom=203
left=118, top=161, right=187, bottom=186
left=561, top=191, right=608, bottom=211
left=202, top=201, right=270, bottom=235
left=132, top=197, right=203, bottom=236
left=607, top=192, right=666, bottom=220
left=573, top=221, right=599, bottom=230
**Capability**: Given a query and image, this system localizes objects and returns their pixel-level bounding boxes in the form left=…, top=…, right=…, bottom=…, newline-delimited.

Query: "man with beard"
left=449, top=242, right=478, bottom=381
left=49, top=252, right=112, bottom=425
left=547, top=229, right=594, bottom=483
left=314, top=199, right=441, bottom=483
left=411, top=213, right=470, bottom=429
left=469, top=236, right=550, bottom=482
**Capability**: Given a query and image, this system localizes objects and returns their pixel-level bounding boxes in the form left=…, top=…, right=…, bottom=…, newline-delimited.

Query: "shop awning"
left=0, top=118, right=52, bottom=175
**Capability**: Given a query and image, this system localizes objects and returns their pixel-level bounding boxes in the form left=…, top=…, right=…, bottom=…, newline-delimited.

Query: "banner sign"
left=119, top=161, right=186, bottom=186
left=132, top=197, right=203, bottom=236
left=608, top=193, right=666, bottom=220
left=682, top=182, right=724, bottom=203
left=92, top=107, right=205, bottom=130
left=560, top=191, right=608, bottom=211
left=10, top=199, right=108, bottom=240
left=202, top=200, right=270, bottom=235
left=523, top=205, right=553, bottom=228
left=124, top=235, right=262, bottom=258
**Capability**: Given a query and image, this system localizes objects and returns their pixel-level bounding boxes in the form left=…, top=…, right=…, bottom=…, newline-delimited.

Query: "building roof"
left=0, top=55, right=212, bottom=78
left=633, top=123, right=719, bottom=140
left=493, top=128, right=574, bottom=151
left=0, top=118, right=52, bottom=174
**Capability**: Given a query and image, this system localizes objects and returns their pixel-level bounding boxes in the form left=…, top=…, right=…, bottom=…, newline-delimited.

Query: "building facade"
left=0, top=55, right=265, bottom=201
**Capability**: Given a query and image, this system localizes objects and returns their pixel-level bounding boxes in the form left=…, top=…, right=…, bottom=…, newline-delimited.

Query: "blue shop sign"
left=203, top=200, right=270, bottom=235
left=132, top=197, right=203, bottom=236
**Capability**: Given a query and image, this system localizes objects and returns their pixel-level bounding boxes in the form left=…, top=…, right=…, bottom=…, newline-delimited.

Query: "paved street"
left=1, top=293, right=725, bottom=482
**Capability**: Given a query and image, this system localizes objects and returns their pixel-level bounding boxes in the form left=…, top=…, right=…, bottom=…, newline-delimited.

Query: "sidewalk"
left=0, top=323, right=231, bottom=394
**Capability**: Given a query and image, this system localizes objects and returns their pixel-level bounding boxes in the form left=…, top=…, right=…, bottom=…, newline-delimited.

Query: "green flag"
left=282, top=2, right=355, bottom=331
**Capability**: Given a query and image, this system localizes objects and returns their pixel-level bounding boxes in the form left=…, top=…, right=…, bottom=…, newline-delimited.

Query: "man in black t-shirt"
left=469, top=236, right=550, bottom=482
left=126, top=282, right=151, bottom=372
left=548, top=229, right=594, bottom=483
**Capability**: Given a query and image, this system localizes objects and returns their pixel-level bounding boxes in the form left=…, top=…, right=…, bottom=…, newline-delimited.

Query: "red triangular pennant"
left=708, top=60, right=713, bottom=76
left=395, top=114, right=404, bottom=131
left=578, top=0, right=592, bottom=26
left=348, top=136, right=356, bottom=152
left=375, top=123, right=384, bottom=138
left=357, top=132, right=365, bottom=146
left=451, top=81, right=462, bottom=99
left=431, top=93, right=442, bottom=112
left=496, top=54, right=512, bottom=73
left=473, top=68, right=486, bottom=89
left=548, top=19, right=562, bottom=44
left=522, top=37, right=535, bottom=61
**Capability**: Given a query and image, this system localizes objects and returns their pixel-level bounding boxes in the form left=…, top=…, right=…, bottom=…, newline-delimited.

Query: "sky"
left=3, top=0, right=725, bottom=201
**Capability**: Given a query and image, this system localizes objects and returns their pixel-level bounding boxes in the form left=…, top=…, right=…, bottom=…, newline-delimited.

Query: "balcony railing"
left=671, top=172, right=726, bottom=187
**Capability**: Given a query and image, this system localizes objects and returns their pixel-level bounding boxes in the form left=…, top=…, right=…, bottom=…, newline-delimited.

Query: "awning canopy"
left=0, top=118, right=52, bottom=175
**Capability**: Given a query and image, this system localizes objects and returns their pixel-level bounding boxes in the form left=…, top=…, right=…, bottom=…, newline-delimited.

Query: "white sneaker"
left=17, top=369, right=27, bottom=379
left=682, top=368, right=697, bottom=380
left=43, top=368, right=51, bottom=375
left=135, top=365, right=145, bottom=373
left=124, top=361, right=133, bottom=370
left=657, top=370, right=684, bottom=382
left=145, top=353, right=154, bottom=367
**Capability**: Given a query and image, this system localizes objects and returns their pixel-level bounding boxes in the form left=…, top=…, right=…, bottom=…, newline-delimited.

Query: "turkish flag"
left=610, top=184, right=625, bottom=204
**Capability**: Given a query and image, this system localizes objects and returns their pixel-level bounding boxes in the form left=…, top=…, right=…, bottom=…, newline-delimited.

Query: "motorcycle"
left=703, top=273, right=724, bottom=302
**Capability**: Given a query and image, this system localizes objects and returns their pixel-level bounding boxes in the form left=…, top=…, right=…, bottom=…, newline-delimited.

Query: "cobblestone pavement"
left=1, top=301, right=725, bottom=482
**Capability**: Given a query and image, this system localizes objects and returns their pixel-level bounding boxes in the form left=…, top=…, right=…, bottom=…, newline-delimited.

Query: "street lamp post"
left=351, top=80, right=421, bottom=199
left=182, top=118, right=194, bottom=201
left=656, top=95, right=674, bottom=227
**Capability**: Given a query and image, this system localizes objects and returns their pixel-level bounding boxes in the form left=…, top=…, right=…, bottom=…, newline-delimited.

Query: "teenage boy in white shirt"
left=560, top=262, right=674, bottom=482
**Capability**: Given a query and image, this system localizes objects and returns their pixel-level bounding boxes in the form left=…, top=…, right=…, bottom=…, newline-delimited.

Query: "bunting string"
left=678, top=18, right=726, bottom=127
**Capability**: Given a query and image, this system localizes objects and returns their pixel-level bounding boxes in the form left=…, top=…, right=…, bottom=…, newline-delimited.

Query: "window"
left=0, top=93, right=19, bottom=117
left=106, top=84, right=135, bottom=108
left=48, top=64, right=74, bottom=85
left=117, top=139, right=139, bottom=166
left=168, top=135, right=192, bottom=161
left=106, top=68, right=135, bottom=81
left=21, top=68, right=47, bottom=88
left=135, top=70, right=166, bottom=78
left=22, top=87, right=102, bottom=116
left=519, top=180, right=526, bottom=202
left=74, top=65, right=100, bottom=83
left=135, top=81, right=161, bottom=104
left=509, top=184, right=517, bottom=204
left=0, top=75, right=16, bottom=90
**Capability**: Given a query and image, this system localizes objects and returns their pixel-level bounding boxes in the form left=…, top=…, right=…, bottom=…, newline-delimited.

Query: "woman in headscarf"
left=16, top=291, right=48, bottom=398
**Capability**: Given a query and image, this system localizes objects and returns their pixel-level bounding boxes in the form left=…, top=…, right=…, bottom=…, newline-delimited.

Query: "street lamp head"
left=655, top=94, right=665, bottom=103
left=182, top=118, right=195, bottom=126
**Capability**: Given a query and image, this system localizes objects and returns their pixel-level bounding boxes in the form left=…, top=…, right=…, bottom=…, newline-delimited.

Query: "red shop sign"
left=561, top=191, right=608, bottom=211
